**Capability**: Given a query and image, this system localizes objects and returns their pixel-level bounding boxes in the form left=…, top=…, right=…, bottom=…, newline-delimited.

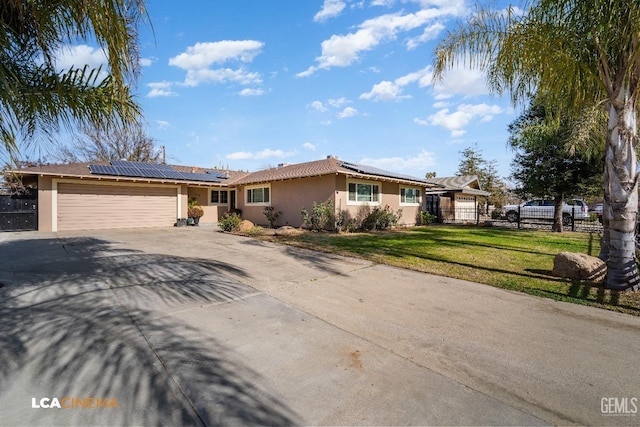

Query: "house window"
left=246, top=185, right=270, bottom=205
left=401, top=188, right=421, bottom=205
left=347, top=181, right=380, bottom=204
left=211, top=190, right=229, bottom=205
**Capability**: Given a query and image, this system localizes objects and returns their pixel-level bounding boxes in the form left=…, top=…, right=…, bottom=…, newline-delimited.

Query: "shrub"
left=263, top=206, right=283, bottom=228
left=336, top=210, right=358, bottom=233
left=361, top=205, right=402, bottom=231
left=188, top=205, right=204, bottom=218
left=419, top=211, right=436, bottom=225
left=301, top=200, right=335, bottom=231
left=218, top=213, right=242, bottom=232
left=491, top=209, right=502, bottom=220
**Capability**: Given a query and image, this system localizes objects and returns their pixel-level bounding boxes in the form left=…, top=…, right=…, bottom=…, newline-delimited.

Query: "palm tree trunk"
left=603, top=97, right=640, bottom=291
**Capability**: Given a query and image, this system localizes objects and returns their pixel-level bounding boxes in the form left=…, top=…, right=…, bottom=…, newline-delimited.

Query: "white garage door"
left=455, top=194, right=476, bottom=221
left=57, top=183, right=177, bottom=231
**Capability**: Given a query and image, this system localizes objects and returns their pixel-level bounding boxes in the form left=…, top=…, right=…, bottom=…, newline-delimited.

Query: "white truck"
left=502, top=199, right=589, bottom=226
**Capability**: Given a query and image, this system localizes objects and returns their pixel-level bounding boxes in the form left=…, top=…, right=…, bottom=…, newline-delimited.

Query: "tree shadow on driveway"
left=0, top=236, right=300, bottom=426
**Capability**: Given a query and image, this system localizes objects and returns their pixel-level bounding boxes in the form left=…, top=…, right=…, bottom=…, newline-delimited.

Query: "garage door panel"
left=57, top=183, right=177, bottom=231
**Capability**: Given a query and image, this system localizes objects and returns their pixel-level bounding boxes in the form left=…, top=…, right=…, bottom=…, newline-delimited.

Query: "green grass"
left=262, top=225, right=640, bottom=315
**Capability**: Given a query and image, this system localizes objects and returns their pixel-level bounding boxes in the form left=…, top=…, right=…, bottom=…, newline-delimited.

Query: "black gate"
left=0, top=189, right=38, bottom=231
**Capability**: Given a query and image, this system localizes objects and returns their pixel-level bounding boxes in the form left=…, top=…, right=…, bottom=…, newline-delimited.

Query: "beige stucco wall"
left=186, top=186, right=235, bottom=223
left=238, top=175, right=337, bottom=227
left=38, top=176, right=54, bottom=232
left=335, top=175, right=424, bottom=227
left=237, top=174, right=425, bottom=228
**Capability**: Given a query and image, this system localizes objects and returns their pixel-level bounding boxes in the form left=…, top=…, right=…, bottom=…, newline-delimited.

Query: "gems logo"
left=31, top=397, right=119, bottom=409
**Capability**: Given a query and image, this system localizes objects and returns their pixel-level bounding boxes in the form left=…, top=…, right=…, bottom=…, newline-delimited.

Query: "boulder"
left=552, top=252, right=606, bottom=282
left=237, top=219, right=255, bottom=233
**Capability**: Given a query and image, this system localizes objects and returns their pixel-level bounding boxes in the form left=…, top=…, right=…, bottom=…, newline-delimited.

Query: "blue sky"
left=58, top=0, right=519, bottom=179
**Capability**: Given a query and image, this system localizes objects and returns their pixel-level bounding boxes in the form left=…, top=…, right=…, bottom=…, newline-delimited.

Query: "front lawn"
left=263, top=225, right=640, bottom=315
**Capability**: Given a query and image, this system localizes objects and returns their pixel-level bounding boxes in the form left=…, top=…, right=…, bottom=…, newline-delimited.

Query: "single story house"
left=13, top=156, right=439, bottom=232
left=424, top=175, right=490, bottom=222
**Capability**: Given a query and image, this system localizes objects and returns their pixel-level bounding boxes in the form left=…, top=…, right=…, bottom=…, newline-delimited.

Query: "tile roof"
left=426, top=175, right=491, bottom=196
left=231, top=157, right=433, bottom=186
left=14, top=162, right=248, bottom=185
left=15, top=157, right=434, bottom=187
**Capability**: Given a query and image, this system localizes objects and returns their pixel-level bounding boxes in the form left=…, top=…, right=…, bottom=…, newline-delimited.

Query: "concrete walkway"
left=0, top=225, right=638, bottom=426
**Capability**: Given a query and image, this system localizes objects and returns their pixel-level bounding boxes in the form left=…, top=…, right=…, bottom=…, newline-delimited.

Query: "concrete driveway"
left=0, top=225, right=638, bottom=426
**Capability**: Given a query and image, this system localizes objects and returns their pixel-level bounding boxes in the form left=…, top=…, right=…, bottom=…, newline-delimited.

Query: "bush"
left=491, top=209, right=502, bottom=220
left=361, top=206, right=402, bottom=231
left=336, top=210, right=358, bottom=233
left=419, top=211, right=436, bottom=225
left=301, top=200, right=335, bottom=231
left=188, top=205, right=204, bottom=218
left=263, top=206, right=283, bottom=228
left=218, top=213, right=242, bottom=232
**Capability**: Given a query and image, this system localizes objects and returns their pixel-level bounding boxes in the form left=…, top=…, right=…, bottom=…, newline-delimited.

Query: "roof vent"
left=277, top=163, right=289, bottom=168
left=326, top=155, right=338, bottom=160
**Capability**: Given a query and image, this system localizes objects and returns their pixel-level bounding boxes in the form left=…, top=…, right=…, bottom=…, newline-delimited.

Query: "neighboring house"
left=13, top=156, right=437, bottom=232
left=424, top=175, right=490, bottom=222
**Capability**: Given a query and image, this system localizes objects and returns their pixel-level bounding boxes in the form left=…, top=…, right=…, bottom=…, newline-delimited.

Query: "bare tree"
left=57, top=123, right=161, bottom=163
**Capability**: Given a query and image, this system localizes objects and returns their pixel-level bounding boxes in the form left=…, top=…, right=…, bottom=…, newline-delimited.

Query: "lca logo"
left=31, top=397, right=119, bottom=409
left=601, top=397, right=638, bottom=416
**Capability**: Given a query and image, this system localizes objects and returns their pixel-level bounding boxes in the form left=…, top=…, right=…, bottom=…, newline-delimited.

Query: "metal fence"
left=428, top=206, right=603, bottom=232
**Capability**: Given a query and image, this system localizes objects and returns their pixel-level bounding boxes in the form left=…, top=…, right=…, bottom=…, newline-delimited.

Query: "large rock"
left=552, top=252, right=606, bottom=282
left=237, top=219, right=255, bottom=233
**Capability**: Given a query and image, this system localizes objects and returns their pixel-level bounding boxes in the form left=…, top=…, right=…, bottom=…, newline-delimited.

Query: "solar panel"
left=111, top=160, right=174, bottom=171
left=340, top=161, right=427, bottom=183
left=89, top=164, right=119, bottom=175
left=185, top=173, right=221, bottom=183
left=88, top=160, right=224, bottom=183
left=205, top=170, right=229, bottom=179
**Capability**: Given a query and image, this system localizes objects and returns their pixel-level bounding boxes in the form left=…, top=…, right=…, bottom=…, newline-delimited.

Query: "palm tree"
left=0, top=0, right=147, bottom=161
left=434, top=0, right=640, bottom=291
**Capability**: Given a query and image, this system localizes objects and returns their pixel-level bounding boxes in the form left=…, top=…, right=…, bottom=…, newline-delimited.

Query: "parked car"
left=502, top=198, right=589, bottom=226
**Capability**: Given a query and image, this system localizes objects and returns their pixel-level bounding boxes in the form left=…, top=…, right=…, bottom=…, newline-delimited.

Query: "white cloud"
left=328, top=97, right=349, bottom=107
left=406, top=22, right=445, bottom=49
left=54, top=45, right=107, bottom=71
left=156, top=120, right=170, bottom=129
left=303, top=142, right=317, bottom=151
left=314, top=0, right=346, bottom=22
left=360, top=66, right=431, bottom=101
left=169, top=40, right=264, bottom=87
left=309, top=101, right=328, bottom=112
left=169, top=40, right=263, bottom=69
left=146, top=81, right=178, bottom=98
left=433, top=67, right=490, bottom=99
left=140, top=57, right=155, bottom=67
left=413, top=117, right=429, bottom=126
left=239, top=88, right=265, bottom=96
left=183, top=68, right=262, bottom=87
left=419, top=103, right=504, bottom=136
left=337, top=106, right=358, bottom=119
left=226, top=149, right=297, bottom=160
left=298, top=2, right=465, bottom=76
left=371, top=0, right=395, bottom=6
left=359, top=150, right=436, bottom=173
